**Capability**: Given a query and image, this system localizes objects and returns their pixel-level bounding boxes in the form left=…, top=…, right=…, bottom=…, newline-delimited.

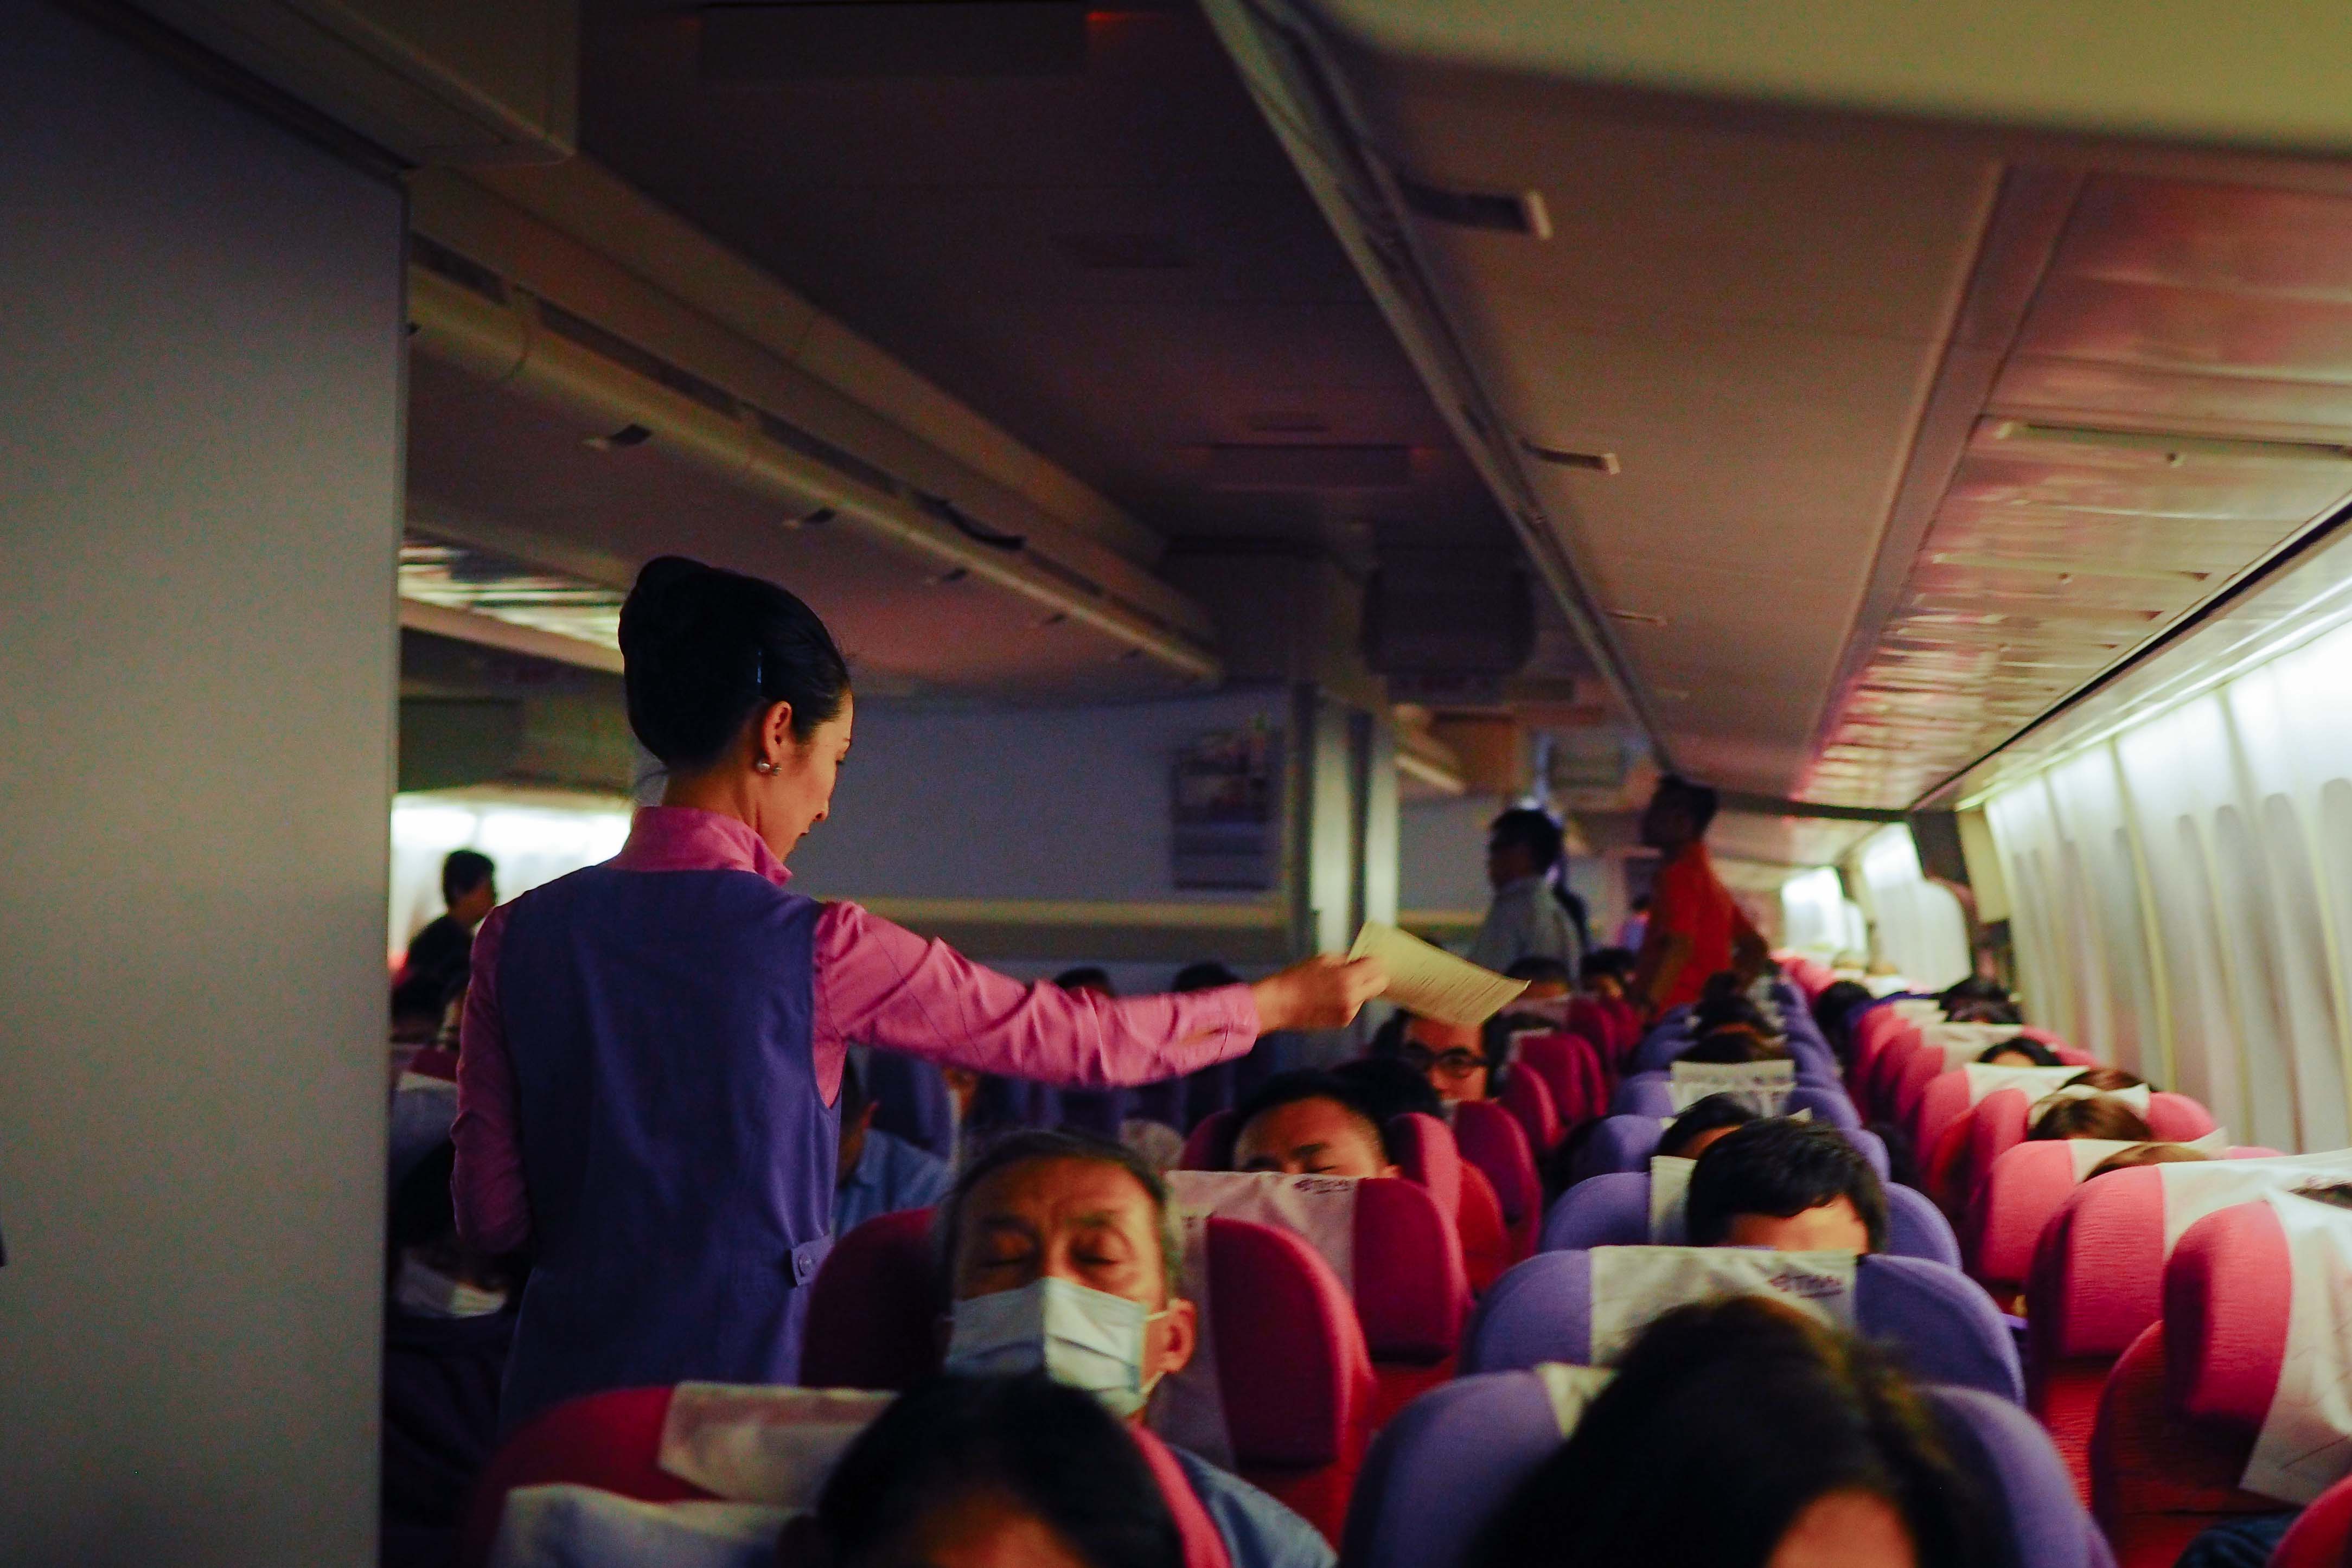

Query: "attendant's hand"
left=1251, top=954, right=1388, bottom=1033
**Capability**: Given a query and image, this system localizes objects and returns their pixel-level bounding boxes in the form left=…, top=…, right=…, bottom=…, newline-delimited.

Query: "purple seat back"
left=1464, top=1250, right=2023, bottom=1401
left=1922, top=1385, right=2117, bottom=1568
left=1572, top=1115, right=1889, bottom=1183
left=1536, top=1170, right=1957, bottom=1267
left=1612, top=1071, right=1851, bottom=1120
left=863, top=1052, right=955, bottom=1160
left=1341, top=1371, right=2104, bottom=1568
left=1340, top=1369, right=1564, bottom=1568
left=1787, top=1083, right=1863, bottom=1129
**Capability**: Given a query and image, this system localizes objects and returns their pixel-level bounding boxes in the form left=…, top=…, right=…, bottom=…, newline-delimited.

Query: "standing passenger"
left=1628, top=776, right=1767, bottom=1017
left=453, top=556, right=1385, bottom=1430
left=403, top=849, right=496, bottom=997
left=1470, top=808, right=1583, bottom=975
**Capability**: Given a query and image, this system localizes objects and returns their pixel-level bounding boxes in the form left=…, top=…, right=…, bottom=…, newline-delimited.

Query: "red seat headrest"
left=1975, top=1139, right=2080, bottom=1291
left=2164, top=1202, right=2292, bottom=1435
left=1496, top=1065, right=1563, bottom=1154
left=801, top=1209, right=945, bottom=1392
left=405, top=1047, right=459, bottom=1083
left=1201, top=1217, right=1374, bottom=1466
left=1351, top=1178, right=1471, bottom=1360
left=1386, top=1112, right=1461, bottom=1221
left=1181, top=1108, right=1239, bottom=1171
left=2026, top=1166, right=2169, bottom=1362
left=1453, top=1100, right=1541, bottom=1228
left=2147, top=1092, right=2217, bottom=1142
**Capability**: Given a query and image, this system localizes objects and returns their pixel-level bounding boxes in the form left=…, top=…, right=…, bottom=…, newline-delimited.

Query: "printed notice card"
left=1347, top=922, right=1528, bottom=1027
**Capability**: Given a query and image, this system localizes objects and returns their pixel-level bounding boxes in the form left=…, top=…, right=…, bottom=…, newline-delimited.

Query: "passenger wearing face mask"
left=934, top=1130, right=1337, bottom=1568
left=381, top=1141, right=517, bottom=1568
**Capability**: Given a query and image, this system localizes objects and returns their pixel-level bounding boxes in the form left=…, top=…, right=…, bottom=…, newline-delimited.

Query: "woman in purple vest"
left=452, top=556, right=1385, bottom=1431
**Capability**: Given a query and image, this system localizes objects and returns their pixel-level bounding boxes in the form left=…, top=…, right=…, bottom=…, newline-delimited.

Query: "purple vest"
left=493, top=864, right=836, bottom=1429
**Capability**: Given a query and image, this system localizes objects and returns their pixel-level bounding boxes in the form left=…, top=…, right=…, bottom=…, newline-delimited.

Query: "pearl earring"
left=753, top=759, right=778, bottom=776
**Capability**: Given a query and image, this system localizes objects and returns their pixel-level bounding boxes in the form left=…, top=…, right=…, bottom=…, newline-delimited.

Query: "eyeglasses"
left=1408, top=1046, right=1491, bottom=1080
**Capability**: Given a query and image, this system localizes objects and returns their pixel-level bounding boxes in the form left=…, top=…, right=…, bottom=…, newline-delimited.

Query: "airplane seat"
left=1453, top=1099, right=1542, bottom=1263
left=455, top=1382, right=1239, bottom=1568
left=1861, top=1022, right=1927, bottom=1118
left=1495, top=1063, right=1564, bottom=1157
left=2146, top=1092, right=2219, bottom=1142
left=1912, top=1070, right=1977, bottom=1191
left=1929, top=1383, right=2123, bottom=1568
left=2267, top=1471, right=2352, bottom=1567
left=1337, top=1368, right=1564, bottom=1568
left=801, top=1208, right=943, bottom=1393
left=1787, top=1081, right=1863, bottom=1130
left=1568, top=1114, right=1891, bottom=1185
left=1848, top=1007, right=1916, bottom=1090
left=2089, top=1201, right=2296, bottom=1568
left=404, top=1047, right=458, bottom=1083
left=1458, top=1163, right=1513, bottom=1293
left=862, top=1052, right=955, bottom=1160
left=1512, top=1030, right=1609, bottom=1128
left=802, top=1204, right=1376, bottom=1546
left=1626, top=1026, right=1693, bottom=1076
left=1179, top=1107, right=1239, bottom=1171
left=1389, top=1111, right=1510, bottom=1293
left=1895, top=1054, right=1957, bottom=1143
left=1462, top=1248, right=2023, bottom=1402
left=1535, top=1167, right=1958, bottom=1266
left=1564, top=996, right=1633, bottom=1069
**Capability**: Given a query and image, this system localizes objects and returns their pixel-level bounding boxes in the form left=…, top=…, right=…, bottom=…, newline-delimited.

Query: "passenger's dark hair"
left=1653, top=774, right=1720, bottom=834
left=1811, top=981, right=1877, bottom=1070
left=2086, top=1143, right=2210, bottom=1179
left=617, top=554, right=851, bottom=770
left=1659, top=1094, right=1761, bottom=1160
left=1231, top=1070, right=1396, bottom=1166
left=840, top=1054, right=870, bottom=1122
left=1978, top=1038, right=2060, bottom=1068
left=2292, top=1181, right=2352, bottom=1211
left=1488, top=807, right=1565, bottom=872
left=1678, top=1028, right=1789, bottom=1066
left=1053, top=966, right=1115, bottom=995
left=2029, top=1096, right=2153, bottom=1143
left=1581, top=948, right=1638, bottom=985
left=2068, top=1066, right=2148, bottom=1093
left=1468, top=1297, right=1985, bottom=1568
left=809, top=1373, right=1184, bottom=1568
left=1330, top=1054, right=1444, bottom=1125
left=1686, top=1120, right=1888, bottom=1252
left=1504, top=956, right=1574, bottom=987
left=1693, top=994, right=1780, bottom=1041
left=440, top=848, right=494, bottom=904
left=1171, top=962, right=1241, bottom=993
left=1940, top=976, right=2022, bottom=1026
left=935, top=1129, right=1181, bottom=1298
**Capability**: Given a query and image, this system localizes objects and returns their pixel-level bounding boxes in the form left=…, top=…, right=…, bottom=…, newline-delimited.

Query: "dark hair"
left=1231, top=1070, right=1396, bottom=1166
left=2293, top=1181, right=2352, bottom=1211
left=810, top=1373, right=1184, bottom=1568
left=1171, top=962, right=1241, bottom=993
left=935, top=1129, right=1181, bottom=1297
left=1940, top=977, right=2022, bottom=1026
left=2029, top=1096, right=2152, bottom=1143
left=1686, top=1121, right=1889, bottom=1252
left=1489, top=807, right=1566, bottom=872
left=1582, top=948, right=1638, bottom=985
left=1977, top=1038, right=2060, bottom=1068
left=440, top=848, right=494, bottom=904
left=1678, top=1028, right=1789, bottom=1066
left=2086, top=1143, right=2211, bottom=1179
left=1054, top=967, right=1116, bottom=995
left=391, top=972, right=445, bottom=1028
left=2068, top=1066, right=2148, bottom=1093
left=1811, top=981, right=1877, bottom=1069
left=1659, top=1095, right=1761, bottom=1160
left=1505, top=956, right=1574, bottom=987
left=840, top=1054, right=871, bottom=1123
left=1330, top=1055, right=1444, bottom=1125
left=1693, top=994, right=1780, bottom=1041
left=1653, top=774, right=1720, bottom=835
left=1469, top=1297, right=1984, bottom=1568
left=617, top=555, right=851, bottom=770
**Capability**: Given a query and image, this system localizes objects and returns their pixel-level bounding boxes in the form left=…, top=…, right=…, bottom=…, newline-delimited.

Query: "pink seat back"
left=2268, top=1470, right=2352, bottom=1567
left=1895, top=1049, right=1952, bottom=1140
left=2146, top=1092, right=2216, bottom=1142
left=1973, top=1141, right=2083, bottom=1299
left=1512, top=1032, right=1606, bottom=1128
left=1495, top=1065, right=1562, bottom=1155
left=1452, top=1100, right=1541, bottom=1262
left=802, top=1209, right=945, bottom=1393
left=1386, top=1112, right=1462, bottom=1224
left=405, top=1046, right=459, bottom=1083
left=1181, top=1108, right=1238, bottom=1171
left=1859, top=1021, right=1923, bottom=1117
left=2163, top=1201, right=2292, bottom=1437
left=1912, top=1069, right=1974, bottom=1173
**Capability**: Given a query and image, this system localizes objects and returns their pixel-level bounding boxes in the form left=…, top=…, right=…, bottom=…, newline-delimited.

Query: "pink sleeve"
left=808, top=901, right=1261, bottom=1103
left=452, top=905, right=531, bottom=1254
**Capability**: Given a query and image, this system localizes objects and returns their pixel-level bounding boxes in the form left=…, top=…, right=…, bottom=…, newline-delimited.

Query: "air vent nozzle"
left=1394, top=176, right=1550, bottom=239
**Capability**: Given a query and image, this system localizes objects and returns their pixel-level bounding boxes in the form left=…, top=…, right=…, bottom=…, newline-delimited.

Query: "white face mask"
left=393, top=1252, right=509, bottom=1320
left=942, top=1276, right=1167, bottom=1417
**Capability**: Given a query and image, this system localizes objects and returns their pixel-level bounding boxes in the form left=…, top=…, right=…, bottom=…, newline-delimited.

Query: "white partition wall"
left=1984, top=617, right=2352, bottom=1154
left=0, top=4, right=404, bottom=1562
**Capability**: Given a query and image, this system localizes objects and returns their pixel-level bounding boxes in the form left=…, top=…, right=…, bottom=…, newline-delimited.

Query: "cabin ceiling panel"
left=405, top=356, right=1204, bottom=703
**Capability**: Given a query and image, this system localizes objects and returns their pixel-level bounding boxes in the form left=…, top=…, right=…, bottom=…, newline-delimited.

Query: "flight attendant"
left=1628, top=775, right=1768, bottom=1019
left=452, top=556, right=1384, bottom=1429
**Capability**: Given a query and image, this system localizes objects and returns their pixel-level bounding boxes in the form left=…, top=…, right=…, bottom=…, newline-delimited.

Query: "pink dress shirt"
left=453, top=807, right=1260, bottom=1252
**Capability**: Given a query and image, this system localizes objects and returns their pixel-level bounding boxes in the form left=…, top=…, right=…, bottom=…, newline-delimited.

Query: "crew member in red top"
left=1629, top=775, right=1768, bottom=1017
